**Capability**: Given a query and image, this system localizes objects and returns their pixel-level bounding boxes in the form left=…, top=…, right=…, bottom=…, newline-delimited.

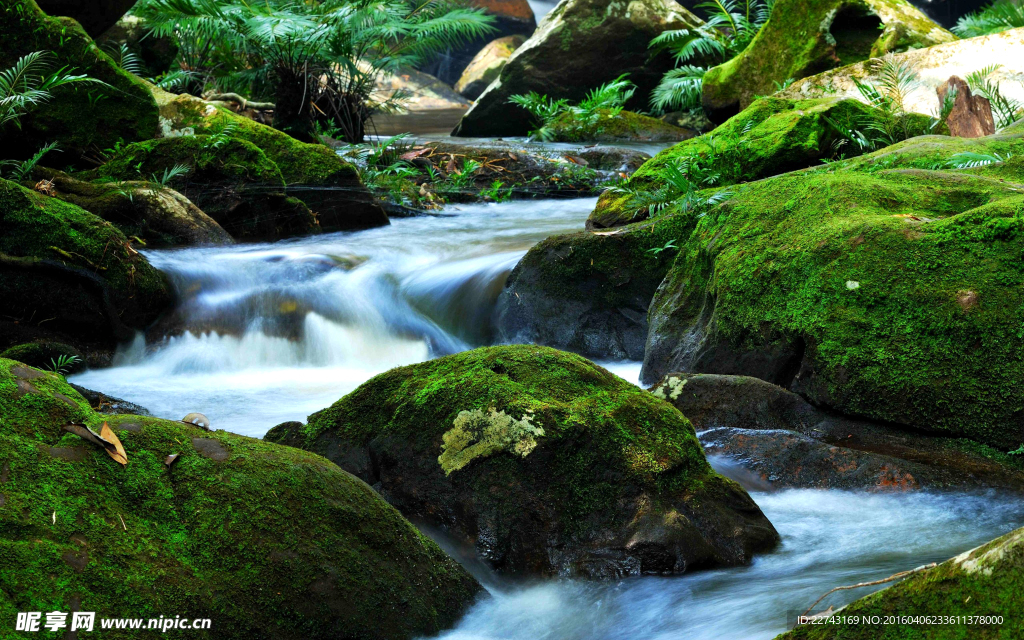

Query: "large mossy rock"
left=30, top=168, right=232, bottom=248
left=85, top=136, right=321, bottom=241
left=0, top=358, right=481, bottom=639
left=452, top=0, right=701, bottom=137
left=496, top=213, right=694, bottom=360
left=702, top=0, right=955, bottom=122
left=267, top=346, right=779, bottom=579
left=589, top=97, right=885, bottom=229
left=778, top=27, right=1024, bottom=118
left=642, top=131, right=1024, bottom=450
left=1, top=0, right=159, bottom=159
left=776, top=526, right=1024, bottom=639
left=0, top=179, right=172, bottom=353
left=455, top=35, right=525, bottom=101
left=152, top=88, right=390, bottom=233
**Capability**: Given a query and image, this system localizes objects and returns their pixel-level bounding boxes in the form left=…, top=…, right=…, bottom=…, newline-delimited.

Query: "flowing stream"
left=70, top=195, right=1022, bottom=639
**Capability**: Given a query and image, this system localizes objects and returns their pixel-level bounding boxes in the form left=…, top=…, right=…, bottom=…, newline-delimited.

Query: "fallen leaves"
left=63, top=422, right=127, bottom=467
left=181, top=412, right=211, bottom=430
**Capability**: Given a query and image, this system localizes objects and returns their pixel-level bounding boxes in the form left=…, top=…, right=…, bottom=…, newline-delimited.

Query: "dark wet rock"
left=777, top=526, right=1024, bottom=639
left=36, top=0, right=137, bottom=37
left=939, top=75, right=996, bottom=138
left=701, top=0, right=954, bottom=122
left=268, top=346, right=779, bottom=579
left=453, top=0, right=702, bottom=137
left=96, top=14, right=178, bottom=77
left=0, top=357, right=481, bottom=640
left=496, top=215, right=691, bottom=360
left=68, top=384, right=152, bottom=416
left=0, top=178, right=173, bottom=355
left=652, top=373, right=1024, bottom=492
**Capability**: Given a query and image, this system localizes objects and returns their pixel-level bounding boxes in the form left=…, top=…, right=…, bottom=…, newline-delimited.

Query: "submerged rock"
left=30, top=168, right=233, bottom=247
left=642, top=131, right=1024, bottom=450
left=777, top=27, right=1024, bottom=117
left=1, top=0, right=159, bottom=158
left=267, top=346, right=779, bottom=579
left=589, top=97, right=886, bottom=229
left=0, top=357, right=481, bottom=639
left=702, top=0, right=954, bottom=121
left=455, top=35, right=525, bottom=100
left=776, top=526, right=1024, bottom=639
left=653, top=373, right=1024, bottom=492
left=453, top=0, right=701, bottom=137
left=0, top=178, right=172, bottom=354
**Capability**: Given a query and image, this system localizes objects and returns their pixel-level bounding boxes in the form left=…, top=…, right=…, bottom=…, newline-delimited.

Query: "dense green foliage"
left=953, top=0, right=1024, bottom=37
left=134, top=0, right=494, bottom=141
left=0, top=358, right=480, bottom=639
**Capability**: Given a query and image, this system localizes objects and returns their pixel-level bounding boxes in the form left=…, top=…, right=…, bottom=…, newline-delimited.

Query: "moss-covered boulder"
left=36, top=0, right=137, bottom=37
left=85, top=136, right=321, bottom=241
left=152, top=87, right=390, bottom=233
left=496, top=213, right=695, bottom=360
left=267, top=346, right=779, bottom=579
left=776, top=526, right=1024, bottom=639
left=455, top=35, right=525, bottom=100
left=1, top=0, right=159, bottom=159
left=589, top=97, right=886, bottom=229
left=642, top=131, right=1024, bottom=450
left=0, top=358, right=481, bottom=639
left=777, top=27, right=1024, bottom=118
left=31, top=168, right=232, bottom=247
left=0, top=342, right=84, bottom=374
left=0, top=178, right=172, bottom=353
left=702, top=0, right=955, bottom=121
left=95, top=14, right=178, bottom=77
left=546, top=108, right=695, bottom=143
left=453, top=0, right=703, bottom=137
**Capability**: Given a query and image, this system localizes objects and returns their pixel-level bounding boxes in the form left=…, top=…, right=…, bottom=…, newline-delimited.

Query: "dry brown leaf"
left=445, top=156, right=458, bottom=173
left=399, top=148, right=430, bottom=161
left=99, top=422, right=128, bottom=466
left=164, top=453, right=180, bottom=468
left=182, top=412, right=211, bottom=430
left=63, top=423, right=110, bottom=448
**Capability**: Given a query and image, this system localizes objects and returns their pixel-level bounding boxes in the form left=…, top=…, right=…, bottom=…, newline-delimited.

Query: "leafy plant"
left=151, top=163, right=191, bottom=186
left=509, top=75, right=636, bottom=141
left=1010, top=443, right=1024, bottom=456
left=103, top=42, right=146, bottom=75
left=646, top=238, right=678, bottom=257
left=47, top=354, right=82, bottom=376
left=609, top=153, right=729, bottom=220
left=944, top=151, right=1014, bottom=169
left=952, top=0, right=1024, bottom=37
left=205, top=120, right=240, bottom=149
left=649, top=0, right=775, bottom=112
left=136, top=0, right=496, bottom=142
left=965, top=64, right=1024, bottom=129
left=0, top=141, right=59, bottom=180
left=0, top=51, right=104, bottom=129
left=481, top=180, right=513, bottom=202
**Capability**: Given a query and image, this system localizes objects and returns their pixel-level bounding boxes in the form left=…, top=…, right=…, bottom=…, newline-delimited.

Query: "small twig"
left=803, top=563, right=938, bottom=616
left=117, top=513, right=127, bottom=531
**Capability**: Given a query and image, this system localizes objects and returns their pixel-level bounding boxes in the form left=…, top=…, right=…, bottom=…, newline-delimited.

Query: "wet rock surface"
left=652, top=373, right=1024, bottom=492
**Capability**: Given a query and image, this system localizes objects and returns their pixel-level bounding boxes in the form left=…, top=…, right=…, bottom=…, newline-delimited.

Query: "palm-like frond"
left=965, top=64, right=1024, bottom=129
left=0, top=51, right=104, bottom=129
left=650, top=65, right=706, bottom=111
left=953, top=0, right=1024, bottom=37
left=945, top=151, right=1014, bottom=169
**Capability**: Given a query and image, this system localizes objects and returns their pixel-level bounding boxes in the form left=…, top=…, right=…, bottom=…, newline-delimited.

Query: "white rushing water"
left=71, top=199, right=600, bottom=436
left=70, top=195, right=1022, bottom=640
left=426, top=489, right=1022, bottom=640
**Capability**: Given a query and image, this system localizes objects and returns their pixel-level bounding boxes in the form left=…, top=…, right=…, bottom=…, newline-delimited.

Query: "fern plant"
left=0, top=141, right=59, bottom=180
left=953, top=0, right=1024, bottom=37
left=0, top=51, right=104, bottom=130
left=509, top=75, right=636, bottom=141
left=944, top=151, right=1014, bottom=169
left=151, top=163, right=191, bottom=186
left=137, top=0, right=496, bottom=142
left=649, top=0, right=774, bottom=112
left=965, top=65, right=1024, bottom=129
left=608, top=153, right=729, bottom=220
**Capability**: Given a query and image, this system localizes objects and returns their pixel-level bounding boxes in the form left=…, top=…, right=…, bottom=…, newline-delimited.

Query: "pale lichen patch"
left=652, top=375, right=687, bottom=400
left=438, top=408, right=545, bottom=475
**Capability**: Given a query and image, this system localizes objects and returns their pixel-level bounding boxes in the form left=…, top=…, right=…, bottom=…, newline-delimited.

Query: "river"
left=70, top=191, right=1022, bottom=639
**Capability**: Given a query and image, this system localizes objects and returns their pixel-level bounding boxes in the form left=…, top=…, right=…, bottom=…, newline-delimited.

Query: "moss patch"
left=0, top=0, right=159, bottom=159
left=547, top=109, right=693, bottom=143
left=0, top=357, right=480, bottom=640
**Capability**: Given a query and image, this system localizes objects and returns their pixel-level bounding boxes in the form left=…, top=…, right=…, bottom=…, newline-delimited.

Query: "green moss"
left=0, top=357, right=480, bottom=639
left=0, top=0, right=159, bottom=158
left=702, top=0, right=954, bottom=117
left=0, top=342, right=84, bottom=373
left=547, top=108, right=692, bottom=142
left=645, top=143, right=1024, bottom=449
left=776, top=527, right=1024, bottom=639
left=590, top=97, right=881, bottom=228
left=0, top=178, right=171, bottom=344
